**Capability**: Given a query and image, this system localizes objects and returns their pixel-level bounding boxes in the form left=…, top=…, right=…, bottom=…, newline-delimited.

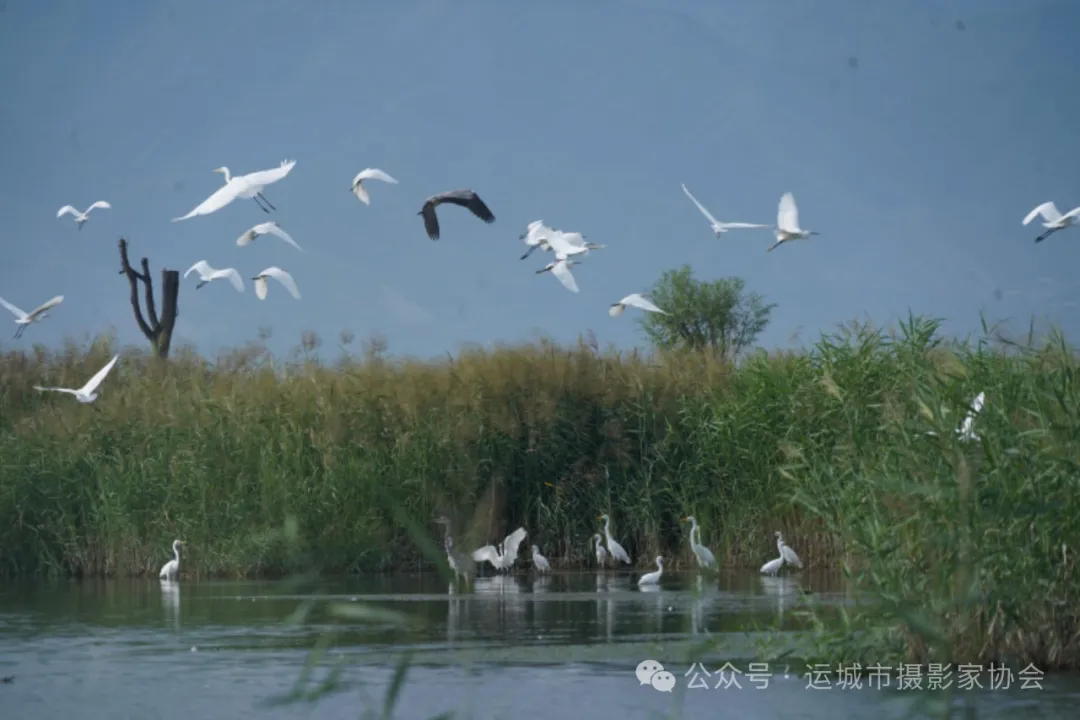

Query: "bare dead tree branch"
left=118, top=237, right=180, bottom=359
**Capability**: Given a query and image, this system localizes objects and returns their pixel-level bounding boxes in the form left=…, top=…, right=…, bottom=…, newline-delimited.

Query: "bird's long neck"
left=221, top=169, right=232, bottom=183
left=173, top=544, right=181, bottom=562
left=603, top=517, right=612, bottom=539
left=689, top=519, right=699, bottom=543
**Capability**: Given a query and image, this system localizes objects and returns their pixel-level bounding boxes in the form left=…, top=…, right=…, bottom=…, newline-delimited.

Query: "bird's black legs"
left=520, top=245, right=538, bottom=260
left=196, top=281, right=207, bottom=290
left=1035, top=228, right=1057, bottom=244
left=253, top=196, right=271, bottom=213
left=12, top=328, right=21, bottom=340
left=257, top=192, right=277, bottom=211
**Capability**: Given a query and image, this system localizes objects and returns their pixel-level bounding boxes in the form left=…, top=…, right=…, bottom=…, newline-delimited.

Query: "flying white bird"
left=547, top=230, right=604, bottom=258
left=237, top=221, right=302, bottom=251
left=769, top=192, right=819, bottom=252
left=172, top=160, right=296, bottom=222
left=597, top=513, right=632, bottom=565
left=531, top=545, right=551, bottom=573
left=680, top=184, right=771, bottom=236
left=57, top=201, right=111, bottom=229
left=34, top=354, right=119, bottom=404
left=637, top=556, right=664, bottom=587
left=184, top=261, right=244, bottom=292
left=159, top=540, right=185, bottom=581
left=924, top=390, right=985, bottom=442
left=0, top=294, right=64, bottom=339
left=609, top=293, right=666, bottom=317
left=252, top=267, right=301, bottom=301
left=1023, top=201, right=1080, bottom=244
left=472, top=527, right=528, bottom=573
left=351, top=168, right=398, bottom=205
left=520, top=220, right=557, bottom=260
left=418, top=189, right=495, bottom=240
left=536, top=257, right=582, bottom=293
left=775, top=531, right=803, bottom=569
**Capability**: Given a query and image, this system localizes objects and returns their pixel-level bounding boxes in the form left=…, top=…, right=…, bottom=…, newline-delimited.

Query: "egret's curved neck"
left=657, top=558, right=664, bottom=570
left=220, top=168, right=232, bottom=183
left=173, top=544, right=181, bottom=562
left=603, top=516, right=612, bottom=540
left=689, top=518, right=699, bottom=542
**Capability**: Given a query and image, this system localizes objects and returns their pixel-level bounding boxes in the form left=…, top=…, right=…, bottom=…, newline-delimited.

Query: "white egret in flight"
left=159, top=540, right=185, bottom=581
left=172, top=160, right=296, bottom=222
left=520, top=220, right=556, bottom=260
left=252, top=267, right=301, bottom=301
left=637, top=556, right=664, bottom=587
left=0, top=294, right=63, bottom=339
left=547, top=230, right=604, bottom=258
left=184, top=261, right=244, bottom=292
left=34, top=354, right=119, bottom=404
left=237, top=221, right=302, bottom=251
left=472, top=526, right=528, bottom=573
left=769, top=192, right=819, bottom=252
left=418, top=189, right=495, bottom=240
left=593, top=533, right=608, bottom=567
left=57, top=201, right=111, bottom=229
left=597, top=513, right=632, bottom=565
left=683, top=516, right=718, bottom=570
left=609, top=293, right=666, bottom=317
left=351, top=168, right=398, bottom=205
left=536, top=257, right=582, bottom=293
left=531, top=545, right=551, bottom=573
left=775, top=531, right=803, bottom=569
left=1023, top=201, right=1080, bottom=244
left=680, top=184, right=771, bottom=236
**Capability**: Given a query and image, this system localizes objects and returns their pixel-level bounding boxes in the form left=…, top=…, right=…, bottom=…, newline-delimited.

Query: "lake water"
left=0, top=570, right=1075, bottom=719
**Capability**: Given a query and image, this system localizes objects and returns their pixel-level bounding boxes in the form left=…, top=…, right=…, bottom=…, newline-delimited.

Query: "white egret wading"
left=775, top=531, right=803, bottom=569
left=57, top=201, right=111, bottom=229
left=1024, top=201, right=1080, bottom=244
left=531, top=545, right=551, bottom=573
left=769, top=192, right=819, bottom=252
left=159, top=540, right=185, bottom=580
left=252, top=267, right=301, bottom=301
left=172, top=160, right=296, bottom=222
left=184, top=261, right=244, bottom=292
left=683, top=516, right=717, bottom=570
left=434, top=516, right=470, bottom=582
left=680, top=184, right=771, bottom=237
left=610, top=293, right=666, bottom=318
left=597, top=513, right=632, bottom=565
left=0, top=294, right=63, bottom=339
left=34, top=354, right=119, bottom=405
left=472, top=526, right=528, bottom=573
left=637, top=556, right=664, bottom=586
left=237, top=221, right=303, bottom=252
left=593, top=533, right=609, bottom=567
left=418, top=189, right=495, bottom=241
left=351, top=168, right=398, bottom=205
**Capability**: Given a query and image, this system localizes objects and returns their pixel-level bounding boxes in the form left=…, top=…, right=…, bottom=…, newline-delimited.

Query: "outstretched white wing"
left=681, top=183, right=721, bottom=227
left=57, top=205, right=79, bottom=219
left=185, top=260, right=212, bottom=279
left=242, top=159, right=296, bottom=189
left=213, top=268, right=244, bottom=292
left=0, top=296, right=28, bottom=320
left=261, top=267, right=301, bottom=299
left=260, top=222, right=303, bottom=251
left=79, top=354, right=119, bottom=396
left=721, top=222, right=772, bottom=230
left=27, top=295, right=64, bottom=320
left=353, top=168, right=398, bottom=185
left=472, top=544, right=500, bottom=566
left=173, top=182, right=243, bottom=222
left=501, top=527, right=528, bottom=564
left=619, top=293, right=666, bottom=314
left=1023, top=201, right=1061, bottom=226
left=778, top=192, right=800, bottom=233
left=551, top=261, right=579, bottom=293
left=85, top=201, right=111, bottom=214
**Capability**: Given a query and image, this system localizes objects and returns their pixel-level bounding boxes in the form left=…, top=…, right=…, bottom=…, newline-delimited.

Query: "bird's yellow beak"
left=544, top=482, right=554, bottom=488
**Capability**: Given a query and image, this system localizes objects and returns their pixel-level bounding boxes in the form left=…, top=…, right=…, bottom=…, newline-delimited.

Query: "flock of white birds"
left=3, top=154, right=1050, bottom=582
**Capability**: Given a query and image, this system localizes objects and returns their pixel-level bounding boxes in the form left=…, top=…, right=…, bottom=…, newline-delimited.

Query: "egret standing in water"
left=683, top=516, right=717, bottom=570
left=434, top=516, right=470, bottom=583
left=637, top=556, right=664, bottom=587
left=159, top=540, right=185, bottom=581
left=597, top=514, right=632, bottom=565
left=531, top=545, right=551, bottom=574
left=593, top=533, right=608, bottom=568
left=775, top=531, right=803, bottom=569
left=472, top=526, right=528, bottom=573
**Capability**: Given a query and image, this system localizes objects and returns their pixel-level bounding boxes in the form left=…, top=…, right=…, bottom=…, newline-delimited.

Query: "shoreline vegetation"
left=1, top=314, right=1078, bottom=669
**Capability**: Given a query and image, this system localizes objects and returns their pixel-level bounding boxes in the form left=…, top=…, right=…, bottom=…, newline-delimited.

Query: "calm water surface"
left=0, top=570, right=1075, bottom=719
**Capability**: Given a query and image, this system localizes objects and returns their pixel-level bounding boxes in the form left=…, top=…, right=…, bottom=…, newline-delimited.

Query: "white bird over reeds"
left=610, top=293, right=666, bottom=317
left=1024, top=201, right=1080, bottom=244
left=472, top=527, right=528, bottom=573
left=532, top=545, right=551, bottom=573
left=520, top=220, right=557, bottom=260
left=593, top=533, right=609, bottom=567
left=637, top=556, right=664, bottom=586
left=57, top=201, right=110, bottom=229
left=252, top=267, right=301, bottom=301
left=769, top=192, right=819, bottom=252
left=237, top=221, right=303, bottom=251
left=775, top=531, right=803, bottom=569
left=159, top=540, right=185, bottom=581
left=0, top=294, right=63, bottom=339
left=33, top=354, right=119, bottom=404
left=351, top=168, right=398, bottom=205
left=172, top=159, right=296, bottom=222
left=184, top=261, right=244, bottom=292
left=597, top=513, right=632, bottom=565
left=680, top=184, right=771, bottom=237
left=683, top=516, right=717, bottom=570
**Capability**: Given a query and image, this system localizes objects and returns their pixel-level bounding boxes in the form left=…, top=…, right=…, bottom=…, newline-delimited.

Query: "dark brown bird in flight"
left=418, top=189, right=495, bottom=240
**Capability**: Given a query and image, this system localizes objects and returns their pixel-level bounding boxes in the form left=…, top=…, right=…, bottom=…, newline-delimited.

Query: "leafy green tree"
left=639, top=265, right=776, bottom=358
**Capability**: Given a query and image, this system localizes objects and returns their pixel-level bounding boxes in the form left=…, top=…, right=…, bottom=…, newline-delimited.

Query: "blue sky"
left=1, top=0, right=1078, bottom=362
